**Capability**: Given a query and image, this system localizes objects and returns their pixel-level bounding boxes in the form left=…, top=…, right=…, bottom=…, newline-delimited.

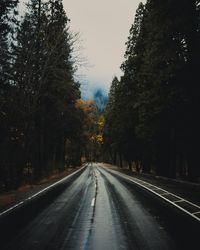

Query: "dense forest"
left=0, top=0, right=101, bottom=191
left=1, top=0, right=199, bottom=192
left=104, top=0, right=200, bottom=182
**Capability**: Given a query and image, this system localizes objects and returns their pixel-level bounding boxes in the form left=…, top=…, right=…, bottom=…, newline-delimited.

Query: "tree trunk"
left=128, top=161, right=132, bottom=171
left=119, top=152, right=123, bottom=168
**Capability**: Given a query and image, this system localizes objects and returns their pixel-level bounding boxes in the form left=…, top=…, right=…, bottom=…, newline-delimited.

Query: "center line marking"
left=91, top=198, right=95, bottom=207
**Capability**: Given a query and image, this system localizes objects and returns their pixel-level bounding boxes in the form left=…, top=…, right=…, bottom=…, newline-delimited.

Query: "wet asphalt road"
left=0, top=163, right=198, bottom=250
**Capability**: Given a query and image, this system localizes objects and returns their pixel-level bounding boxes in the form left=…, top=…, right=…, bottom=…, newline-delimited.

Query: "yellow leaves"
left=96, top=134, right=103, bottom=143
left=97, top=115, right=105, bottom=130
left=90, top=134, right=103, bottom=144
left=76, top=99, right=96, bottom=113
left=76, top=99, right=105, bottom=146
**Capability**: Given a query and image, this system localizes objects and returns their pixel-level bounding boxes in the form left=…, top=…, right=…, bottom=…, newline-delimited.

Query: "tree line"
left=0, top=0, right=87, bottom=190
left=104, top=0, right=200, bottom=182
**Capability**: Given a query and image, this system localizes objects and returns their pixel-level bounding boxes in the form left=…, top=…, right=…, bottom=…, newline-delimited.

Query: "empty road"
left=0, top=163, right=198, bottom=250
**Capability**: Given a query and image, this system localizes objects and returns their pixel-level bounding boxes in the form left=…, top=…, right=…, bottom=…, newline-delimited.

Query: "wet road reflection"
left=1, top=163, right=197, bottom=250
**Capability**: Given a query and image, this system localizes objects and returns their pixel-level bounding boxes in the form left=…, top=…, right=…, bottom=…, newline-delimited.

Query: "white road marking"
left=91, top=198, right=95, bottom=207
left=100, top=166, right=200, bottom=222
left=193, top=211, right=200, bottom=215
left=0, top=202, right=24, bottom=216
left=174, top=199, right=185, bottom=203
left=158, top=192, right=170, bottom=196
left=0, top=165, right=87, bottom=217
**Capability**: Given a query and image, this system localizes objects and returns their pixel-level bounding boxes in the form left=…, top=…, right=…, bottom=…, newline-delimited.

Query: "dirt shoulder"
left=102, top=163, right=200, bottom=206
left=0, top=166, right=81, bottom=212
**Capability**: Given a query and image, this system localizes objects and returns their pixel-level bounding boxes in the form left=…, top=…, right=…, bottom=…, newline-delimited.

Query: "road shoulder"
left=101, top=163, right=200, bottom=206
left=0, top=166, right=82, bottom=212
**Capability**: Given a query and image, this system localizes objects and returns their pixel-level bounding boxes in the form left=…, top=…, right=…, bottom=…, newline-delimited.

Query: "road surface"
left=0, top=163, right=198, bottom=250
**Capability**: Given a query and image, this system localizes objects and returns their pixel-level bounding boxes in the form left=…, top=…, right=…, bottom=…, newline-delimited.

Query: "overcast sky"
left=63, top=0, right=144, bottom=98
left=19, top=0, right=144, bottom=98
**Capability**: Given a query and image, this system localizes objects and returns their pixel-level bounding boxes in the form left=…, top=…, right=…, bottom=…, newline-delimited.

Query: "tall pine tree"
left=0, top=0, right=19, bottom=189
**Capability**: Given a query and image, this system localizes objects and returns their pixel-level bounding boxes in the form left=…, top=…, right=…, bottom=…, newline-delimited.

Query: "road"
left=0, top=163, right=198, bottom=250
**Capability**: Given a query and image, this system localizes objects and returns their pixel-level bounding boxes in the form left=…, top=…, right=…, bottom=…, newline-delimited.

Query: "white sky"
left=19, top=0, right=144, bottom=98
left=63, top=0, right=144, bottom=98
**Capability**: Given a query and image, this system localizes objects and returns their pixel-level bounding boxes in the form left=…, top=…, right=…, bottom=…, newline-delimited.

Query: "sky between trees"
left=61, top=0, right=145, bottom=98
left=19, top=0, right=144, bottom=98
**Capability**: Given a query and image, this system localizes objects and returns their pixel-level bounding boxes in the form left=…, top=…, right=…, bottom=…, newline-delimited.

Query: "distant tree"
left=76, top=99, right=104, bottom=162
left=103, top=77, right=119, bottom=165
left=104, top=4, right=146, bottom=169
left=93, top=89, right=108, bottom=113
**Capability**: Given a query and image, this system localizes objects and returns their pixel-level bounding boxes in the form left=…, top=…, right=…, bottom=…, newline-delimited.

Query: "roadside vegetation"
left=0, top=0, right=105, bottom=192
left=1, top=0, right=199, bottom=193
left=0, top=0, right=93, bottom=191
left=104, top=0, right=200, bottom=182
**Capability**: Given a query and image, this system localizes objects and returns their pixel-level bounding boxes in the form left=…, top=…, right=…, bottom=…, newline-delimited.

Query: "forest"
left=0, top=0, right=104, bottom=191
left=104, top=0, right=200, bottom=182
left=0, top=0, right=199, bottom=193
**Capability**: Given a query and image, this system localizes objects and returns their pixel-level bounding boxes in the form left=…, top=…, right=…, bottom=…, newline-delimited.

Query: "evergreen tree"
left=12, top=0, right=50, bottom=176
left=139, top=0, right=200, bottom=179
left=104, top=0, right=200, bottom=181
left=104, top=77, right=119, bottom=164
left=120, top=2, right=147, bottom=170
left=104, top=3, right=146, bottom=169
left=12, top=0, right=81, bottom=175
left=39, top=0, right=81, bottom=171
left=0, top=0, right=83, bottom=189
left=0, top=0, right=19, bottom=189
left=0, top=0, right=18, bottom=87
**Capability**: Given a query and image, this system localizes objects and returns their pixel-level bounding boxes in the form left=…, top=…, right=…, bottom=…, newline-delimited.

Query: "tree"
left=0, top=0, right=18, bottom=87
left=139, top=0, right=200, bottom=179
left=104, top=4, right=147, bottom=170
left=103, top=77, right=119, bottom=164
left=0, top=0, right=19, bottom=189
left=0, top=0, right=84, bottom=190
left=104, top=0, right=200, bottom=181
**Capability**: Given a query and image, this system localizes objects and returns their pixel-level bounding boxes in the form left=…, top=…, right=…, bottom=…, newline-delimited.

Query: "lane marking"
left=158, top=192, right=170, bottom=196
left=100, top=166, right=200, bottom=222
left=174, top=199, right=185, bottom=203
left=193, top=211, right=200, bottom=215
left=91, top=198, right=95, bottom=207
left=0, top=164, right=87, bottom=217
